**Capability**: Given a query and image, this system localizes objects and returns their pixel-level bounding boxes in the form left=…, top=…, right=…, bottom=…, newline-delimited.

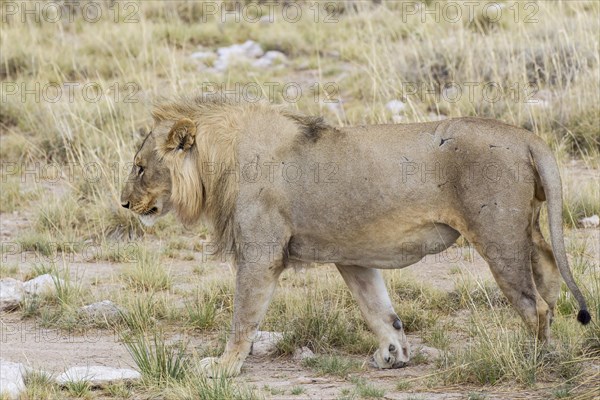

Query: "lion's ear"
left=166, top=118, right=196, bottom=152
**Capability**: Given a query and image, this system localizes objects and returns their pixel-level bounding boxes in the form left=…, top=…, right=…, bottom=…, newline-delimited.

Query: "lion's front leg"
left=200, top=262, right=283, bottom=377
left=336, top=264, right=410, bottom=369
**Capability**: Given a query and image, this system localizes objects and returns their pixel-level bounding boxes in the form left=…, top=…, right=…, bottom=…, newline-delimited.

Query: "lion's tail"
left=529, top=139, right=591, bottom=325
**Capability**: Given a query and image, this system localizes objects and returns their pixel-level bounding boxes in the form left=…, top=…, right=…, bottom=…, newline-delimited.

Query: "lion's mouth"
left=141, top=206, right=159, bottom=216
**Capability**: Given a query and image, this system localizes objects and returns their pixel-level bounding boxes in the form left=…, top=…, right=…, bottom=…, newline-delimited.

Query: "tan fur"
left=121, top=97, right=590, bottom=377
left=153, top=98, right=263, bottom=256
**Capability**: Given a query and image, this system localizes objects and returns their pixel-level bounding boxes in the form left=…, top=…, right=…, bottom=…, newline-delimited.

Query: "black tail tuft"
left=577, top=309, right=591, bottom=325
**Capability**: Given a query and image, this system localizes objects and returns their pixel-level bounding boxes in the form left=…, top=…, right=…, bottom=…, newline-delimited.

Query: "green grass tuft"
left=121, top=249, right=172, bottom=292
left=123, top=331, right=189, bottom=385
left=302, top=355, right=361, bottom=377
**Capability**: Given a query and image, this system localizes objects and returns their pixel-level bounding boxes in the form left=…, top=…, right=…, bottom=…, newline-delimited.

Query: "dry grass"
left=1, top=1, right=598, bottom=399
left=121, top=248, right=172, bottom=292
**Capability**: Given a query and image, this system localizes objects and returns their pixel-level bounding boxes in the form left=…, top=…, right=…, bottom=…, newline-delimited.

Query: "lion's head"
left=120, top=130, right=173, bottom=227
left=120, top=97, right=241, bottom=254
left=120, top=114, right=202, bottom=226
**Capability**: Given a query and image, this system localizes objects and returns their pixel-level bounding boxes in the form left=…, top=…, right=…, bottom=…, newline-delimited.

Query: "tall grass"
left=437, top=268, right=596, bottom=390
left=563, top=180, right=600, bottom=227
left=164, top=371, right=262, bottom=400
left=581, top=273, right=600, bottom=355
left=23, top=370, right=59, bottom=399
left=123, top=330, right=261, bottom=399
left=118, top=292, right=167, bottom=333
left=123, top=331, right=189, bottom=385
left=270, top=276, right=376, bottom=355
left=185, top=280, right=234, bottom=331
left=0, top=178, right=40, bottom=213
left=19, top=261, right=88, bottom=331
left=1, top=0, right=597, bottom=242
left=121, top=249, right=172, bottom=291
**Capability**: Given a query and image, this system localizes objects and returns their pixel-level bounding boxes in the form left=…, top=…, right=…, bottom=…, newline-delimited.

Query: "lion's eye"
left=137, top=166, right=144, bottom=177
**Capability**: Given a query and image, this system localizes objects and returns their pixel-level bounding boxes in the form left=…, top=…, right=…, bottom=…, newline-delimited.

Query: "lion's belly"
left=288, top=221, right=460, bottom=269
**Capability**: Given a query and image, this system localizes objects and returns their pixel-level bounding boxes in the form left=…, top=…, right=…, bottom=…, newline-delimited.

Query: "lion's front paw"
left=373, top=342, right=410, bottom=369
left=199, top=357, right=242, bottom=378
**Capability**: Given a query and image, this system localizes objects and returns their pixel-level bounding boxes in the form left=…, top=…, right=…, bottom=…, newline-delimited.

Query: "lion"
left=120, top=96, right=591, bottom=377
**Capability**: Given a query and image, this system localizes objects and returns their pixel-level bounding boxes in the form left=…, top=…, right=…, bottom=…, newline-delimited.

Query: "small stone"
left=579, top=215, right=599, bottom=229
left=427, top=112, right=447, bottom=121
left=293, top=376, right=330, bottom=384
left=238, top=40, right=264, bottom=58
left=79, top=300, right=121, bottom=323
left=264, top=50, right=287, bottom=62
left=419, top=345, right=442, bottom=360
left=56, top=366, right=141, bottom=387
left=0, top=359, right=28, bottom=399
left=251, top=57, right=273, bottom=69
left=190, top=51, right=215, bottom=61
left=23, top=274, right=62, bottom=296
left=214, top=40, right=264, bottom=71
left=292, top=347, right=315, bottom=361
left=250, top=331, right=283, bottom=356
left=385, top=100, right=406, bottom=115
left=392, top=115, right=403, bottom=124
left=251, top=51, right=287, bottom=68
left=297, top=61, right=311, bottom=70
left=0, top=278, right=23, bottom=311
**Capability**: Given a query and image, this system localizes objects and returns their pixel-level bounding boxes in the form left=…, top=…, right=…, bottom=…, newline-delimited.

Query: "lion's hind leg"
left=336, top=264, right=410, bottom=368
left=531, top=209, right=562, bottom=325
left=459, top=223, right=551, bottom=342
left=532, top=232, right=561, bottom=324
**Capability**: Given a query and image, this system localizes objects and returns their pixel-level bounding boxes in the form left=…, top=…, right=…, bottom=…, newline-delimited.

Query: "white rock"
left=392, top=115, right=403, bottom=124
left=419, top=345, right=442, bottom=360
left=252, top=50, right=287, bottom=68
left=56, top=366, right=141, bottom=387
left=251, top=57, right=273, bottom=69
left=238, top=40, right=264, bottom=58
left=527, top=99, right=550, bottom=108
left=79, top=300, right=121, bottom=322
left=250, top=331, right=283, bottom=356
left=427, top=112, right=448, bottom=121
left=292, top=346, right=315, bottom=361
left=23, top=274, right=62, bottom=296
left=385, top=100, right=406, bottom=115
left=190, top=51, right=215, bottom=61
left=0, top=359, right=27, bottom=399
left=487, top=2, right=505, bottom=12
left=264, top=50, right=287, bottom=62
left=293, top=376, right=330, bottom=384
left=579, top=215, right=599, bottom=228
left=213, top=59, right=228, bottom=72
left=0, top=278, right=23, bottom=311
left=214, top=40, right=264, bottom=71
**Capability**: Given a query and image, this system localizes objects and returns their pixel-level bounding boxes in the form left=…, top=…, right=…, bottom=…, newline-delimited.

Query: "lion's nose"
left=121, top=202, right=130, bottom=209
